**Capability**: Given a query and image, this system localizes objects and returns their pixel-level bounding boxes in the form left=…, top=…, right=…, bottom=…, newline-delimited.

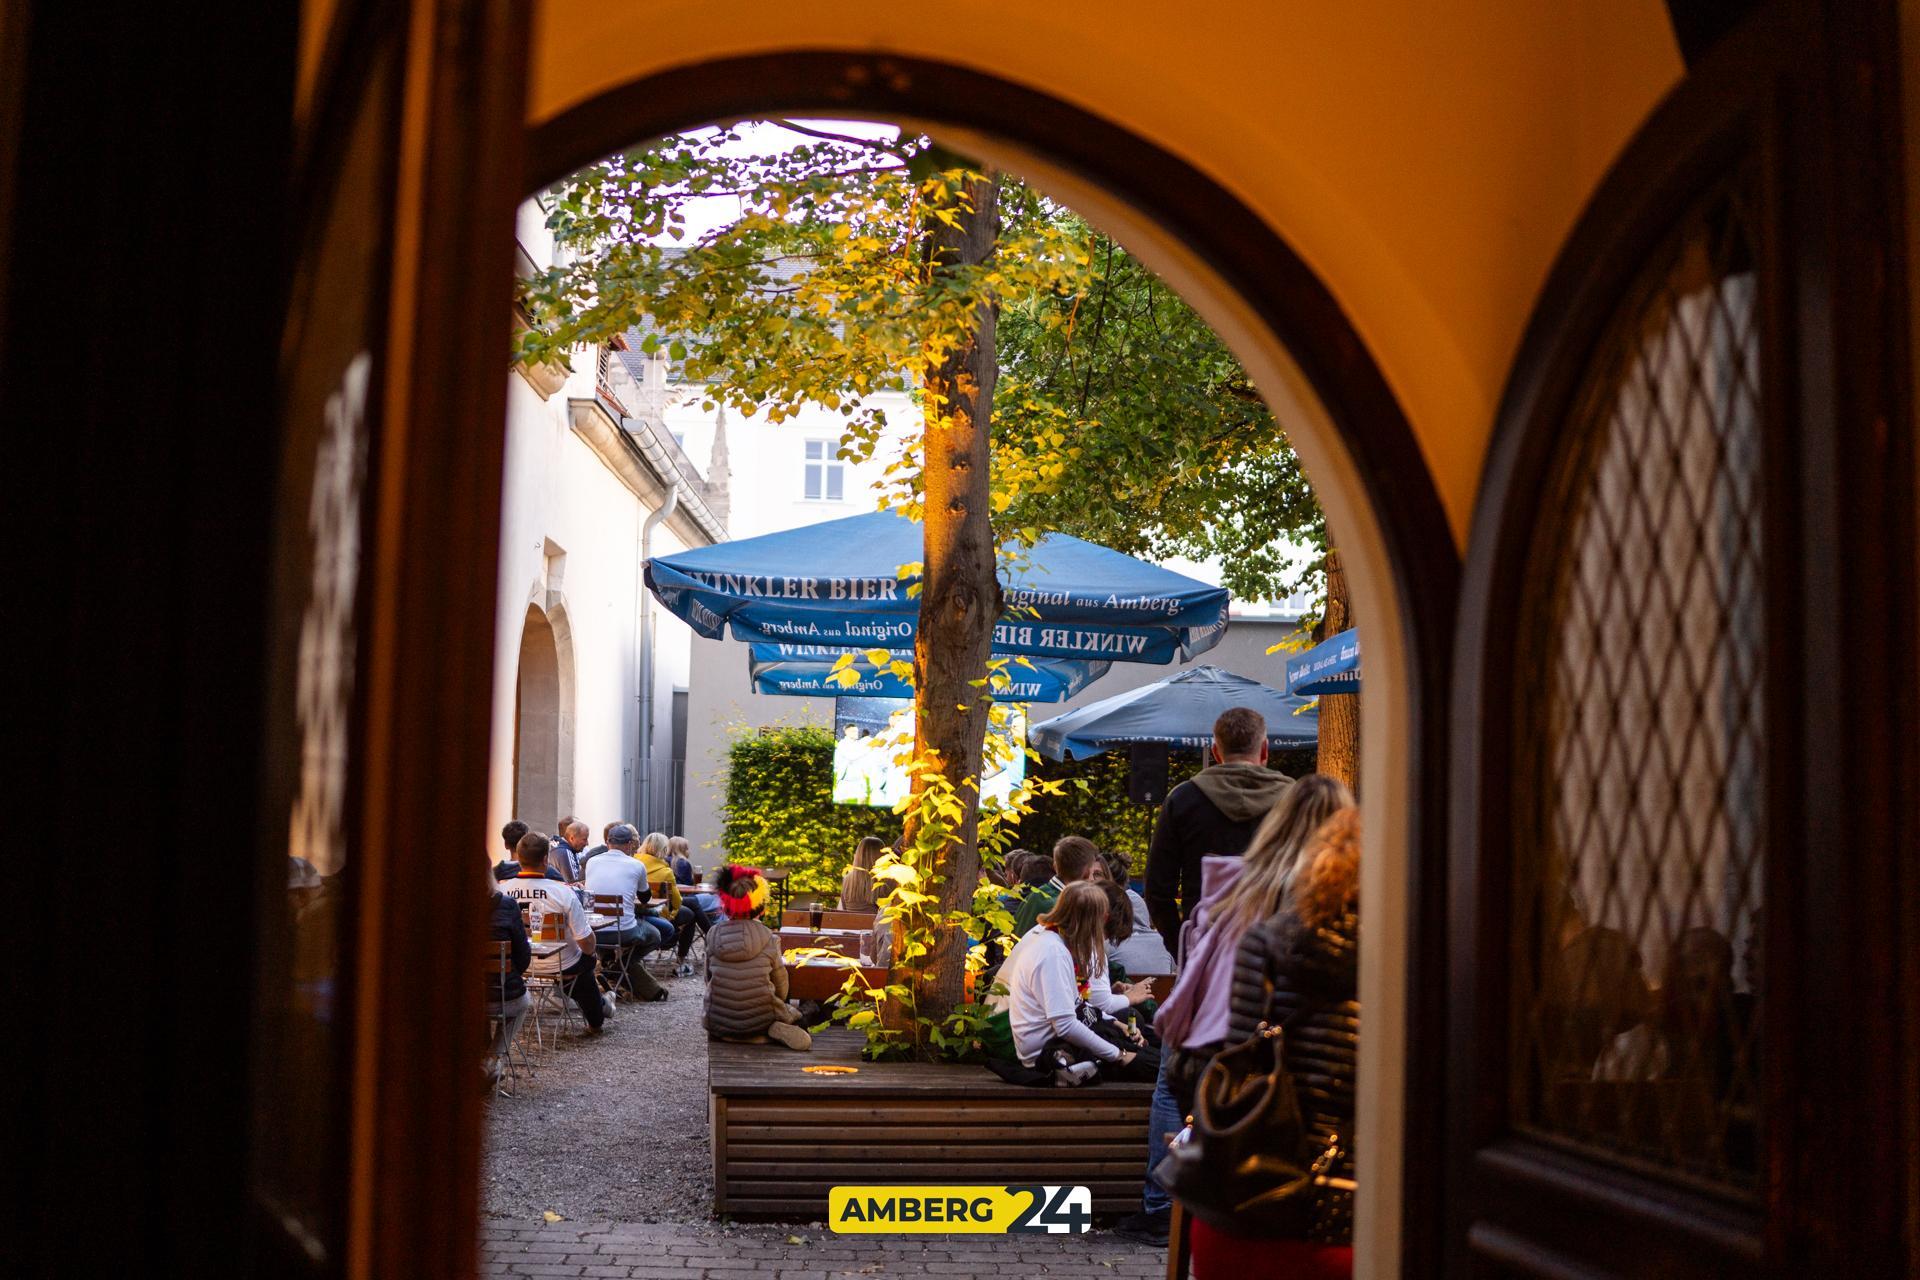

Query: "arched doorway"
left=526, top=56, right=1460, bottom=1268
left=261, top=6, right=1913, bottom=1278
left=512, top=603, right=563, bottom=827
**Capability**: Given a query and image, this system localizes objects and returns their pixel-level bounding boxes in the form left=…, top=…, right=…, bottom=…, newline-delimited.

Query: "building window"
left=803, top=440, right=845, bottom=502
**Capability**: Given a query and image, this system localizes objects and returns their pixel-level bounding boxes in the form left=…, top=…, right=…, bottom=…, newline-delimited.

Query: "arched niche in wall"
left=513, top=598, right=576, bottom=827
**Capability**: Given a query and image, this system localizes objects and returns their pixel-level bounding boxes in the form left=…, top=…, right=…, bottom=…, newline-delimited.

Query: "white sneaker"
left=675, top=962, right=695, bottom=978
left=601, top=993, right=616, bottom=1021
left=1054, top=1061, right=1098, bottom=1087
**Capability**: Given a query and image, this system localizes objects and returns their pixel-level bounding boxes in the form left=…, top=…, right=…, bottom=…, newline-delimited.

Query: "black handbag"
left=1153, top=1021, right=1343, bottom=1238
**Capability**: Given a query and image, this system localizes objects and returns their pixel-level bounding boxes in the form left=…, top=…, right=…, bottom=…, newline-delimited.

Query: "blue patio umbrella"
left=645, top=510, right=1228, bottom=664
left=1285, top=628, right=1361, bottom=696
left=1027, top=665, right=1319, bottom=762
left=748, top=643, right=1109, bottom=703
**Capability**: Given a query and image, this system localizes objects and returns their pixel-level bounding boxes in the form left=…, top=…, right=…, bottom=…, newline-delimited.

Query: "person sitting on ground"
left=583, top=824, right=668, bottom=1001
left=500, top=831, right=611, bottom=1032
left=840, top=835, right=886, bottom=912
left=549, top=817, right=589, bottom=884
left=993, top=850, right=1035, bottom=925
left=1101, top=850, right=1176, bottom=981
left=1145, top=706, right=1295, bottom=954
left=483, top=863, right=533, bottom=1088
left=638, top=831, right=702, bottom=976
left=493, top=820, right=563, bottom=882
left=986, top=881, right=1157, bottom=1086
left=1014, top=836, right=1107, bottom=937
left=1098, top=880, right=1161, bottom=1022
left=702, top=865, right=811, bottom=1050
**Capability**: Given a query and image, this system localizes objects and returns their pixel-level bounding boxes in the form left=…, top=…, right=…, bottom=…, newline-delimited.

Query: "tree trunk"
left=896, top=172, right=1002, bottom=1056
left=1316, top=548, right=1360, bottom=792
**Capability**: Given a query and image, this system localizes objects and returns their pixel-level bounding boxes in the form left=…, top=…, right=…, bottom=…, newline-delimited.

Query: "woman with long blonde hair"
left=1207, top=773, right=1357, bottom=940
left=1120, top=773, right=1355, bottom=1243
left=1212, top=808, right=1363, bottom=1273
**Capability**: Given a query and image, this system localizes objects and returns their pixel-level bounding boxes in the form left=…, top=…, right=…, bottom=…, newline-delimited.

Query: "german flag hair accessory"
left=715, top=864, right=771, bottom=918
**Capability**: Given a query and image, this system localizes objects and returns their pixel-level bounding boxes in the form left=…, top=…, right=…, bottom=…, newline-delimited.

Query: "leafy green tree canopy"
left=517, top=121, right=1324, bottom=601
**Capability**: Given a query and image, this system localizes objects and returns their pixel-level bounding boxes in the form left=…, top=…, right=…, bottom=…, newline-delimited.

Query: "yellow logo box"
left=829, top=1185, right=1093, bottom=1234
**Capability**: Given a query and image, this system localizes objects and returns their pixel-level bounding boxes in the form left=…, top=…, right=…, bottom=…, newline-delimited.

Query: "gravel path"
left=483, top=958, right=716, bottom=1224
left=478, top=962, right=1164, bottom=1278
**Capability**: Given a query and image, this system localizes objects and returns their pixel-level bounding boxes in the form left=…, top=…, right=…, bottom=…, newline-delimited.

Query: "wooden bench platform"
left=709, top=1029, right=1154, bottom=1218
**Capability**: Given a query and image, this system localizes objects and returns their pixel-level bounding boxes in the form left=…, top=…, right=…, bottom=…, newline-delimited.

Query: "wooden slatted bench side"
left=714, top=1089, right=1153, bottom=1218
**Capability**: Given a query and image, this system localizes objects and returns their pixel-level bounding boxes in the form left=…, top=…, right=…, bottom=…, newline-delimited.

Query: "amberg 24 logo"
left=828, top=1185, right=1093, bottom=1234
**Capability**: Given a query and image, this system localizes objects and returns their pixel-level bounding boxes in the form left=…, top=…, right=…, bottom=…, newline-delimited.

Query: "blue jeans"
left=638, top=915, right=675, bottom=948
left=1142, top=1049, right=1184, bottom=1214
left=595, top=925, right=653, bottom=953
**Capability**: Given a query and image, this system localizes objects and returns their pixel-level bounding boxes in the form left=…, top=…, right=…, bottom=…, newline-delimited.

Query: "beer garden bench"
left=708, top=1029, right=1155, bottom=1218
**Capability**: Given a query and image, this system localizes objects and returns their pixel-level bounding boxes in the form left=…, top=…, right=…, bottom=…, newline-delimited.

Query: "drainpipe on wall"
left=635, top=481, right=679, bottom=831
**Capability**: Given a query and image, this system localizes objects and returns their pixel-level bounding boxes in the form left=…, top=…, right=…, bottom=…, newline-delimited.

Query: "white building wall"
left=666, top=390, right=917, bottom=538
left=485, top=198, right=710, bottom=854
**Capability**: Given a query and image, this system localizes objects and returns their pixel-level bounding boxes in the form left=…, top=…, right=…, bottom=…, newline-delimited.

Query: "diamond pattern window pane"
left=1512, top=174, right=1765, bottom=1193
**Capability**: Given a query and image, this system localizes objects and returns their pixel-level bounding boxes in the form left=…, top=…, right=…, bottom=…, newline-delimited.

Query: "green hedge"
left=720, top=723, right=1315, bottom=888
left=721, top=725, right=902, bottom=895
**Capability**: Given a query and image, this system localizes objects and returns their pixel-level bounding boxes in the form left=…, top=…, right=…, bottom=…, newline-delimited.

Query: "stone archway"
left=512, top=602, right=574, bottom=828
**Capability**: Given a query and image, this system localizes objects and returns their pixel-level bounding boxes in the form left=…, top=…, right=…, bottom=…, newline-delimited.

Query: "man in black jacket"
left=1143, top=706, right=1292, bottom=954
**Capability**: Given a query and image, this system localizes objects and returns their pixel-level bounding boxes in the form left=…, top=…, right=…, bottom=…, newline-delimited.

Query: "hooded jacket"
left=1152, top=855, right=1249, bottom=1053
left=1144, top=762, right=1292, bottom=952
left=702, top=916, right=790, bottom=1037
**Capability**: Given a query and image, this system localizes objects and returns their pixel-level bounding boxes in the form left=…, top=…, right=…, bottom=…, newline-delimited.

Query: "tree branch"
left=1075, top=238, right=1119, bottom=417
left=770, top=119, right=910, bottom=157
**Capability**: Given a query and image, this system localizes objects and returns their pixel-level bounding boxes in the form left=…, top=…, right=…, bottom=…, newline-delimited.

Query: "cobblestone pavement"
left=480, top=1219, right=1166, bottom=1278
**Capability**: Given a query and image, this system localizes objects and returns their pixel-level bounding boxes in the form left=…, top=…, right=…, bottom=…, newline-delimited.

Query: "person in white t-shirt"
left=988, top=881, right=1153, bottom=1085
left=501, top=830, right=611, bottom=1031
left=583, top=823, right=667, bottom=1001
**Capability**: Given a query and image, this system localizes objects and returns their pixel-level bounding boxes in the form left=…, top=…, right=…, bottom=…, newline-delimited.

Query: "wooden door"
left=1447, top=5, right=1916, bottom=1276
left=258, top=2, right=528, bottom=1274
